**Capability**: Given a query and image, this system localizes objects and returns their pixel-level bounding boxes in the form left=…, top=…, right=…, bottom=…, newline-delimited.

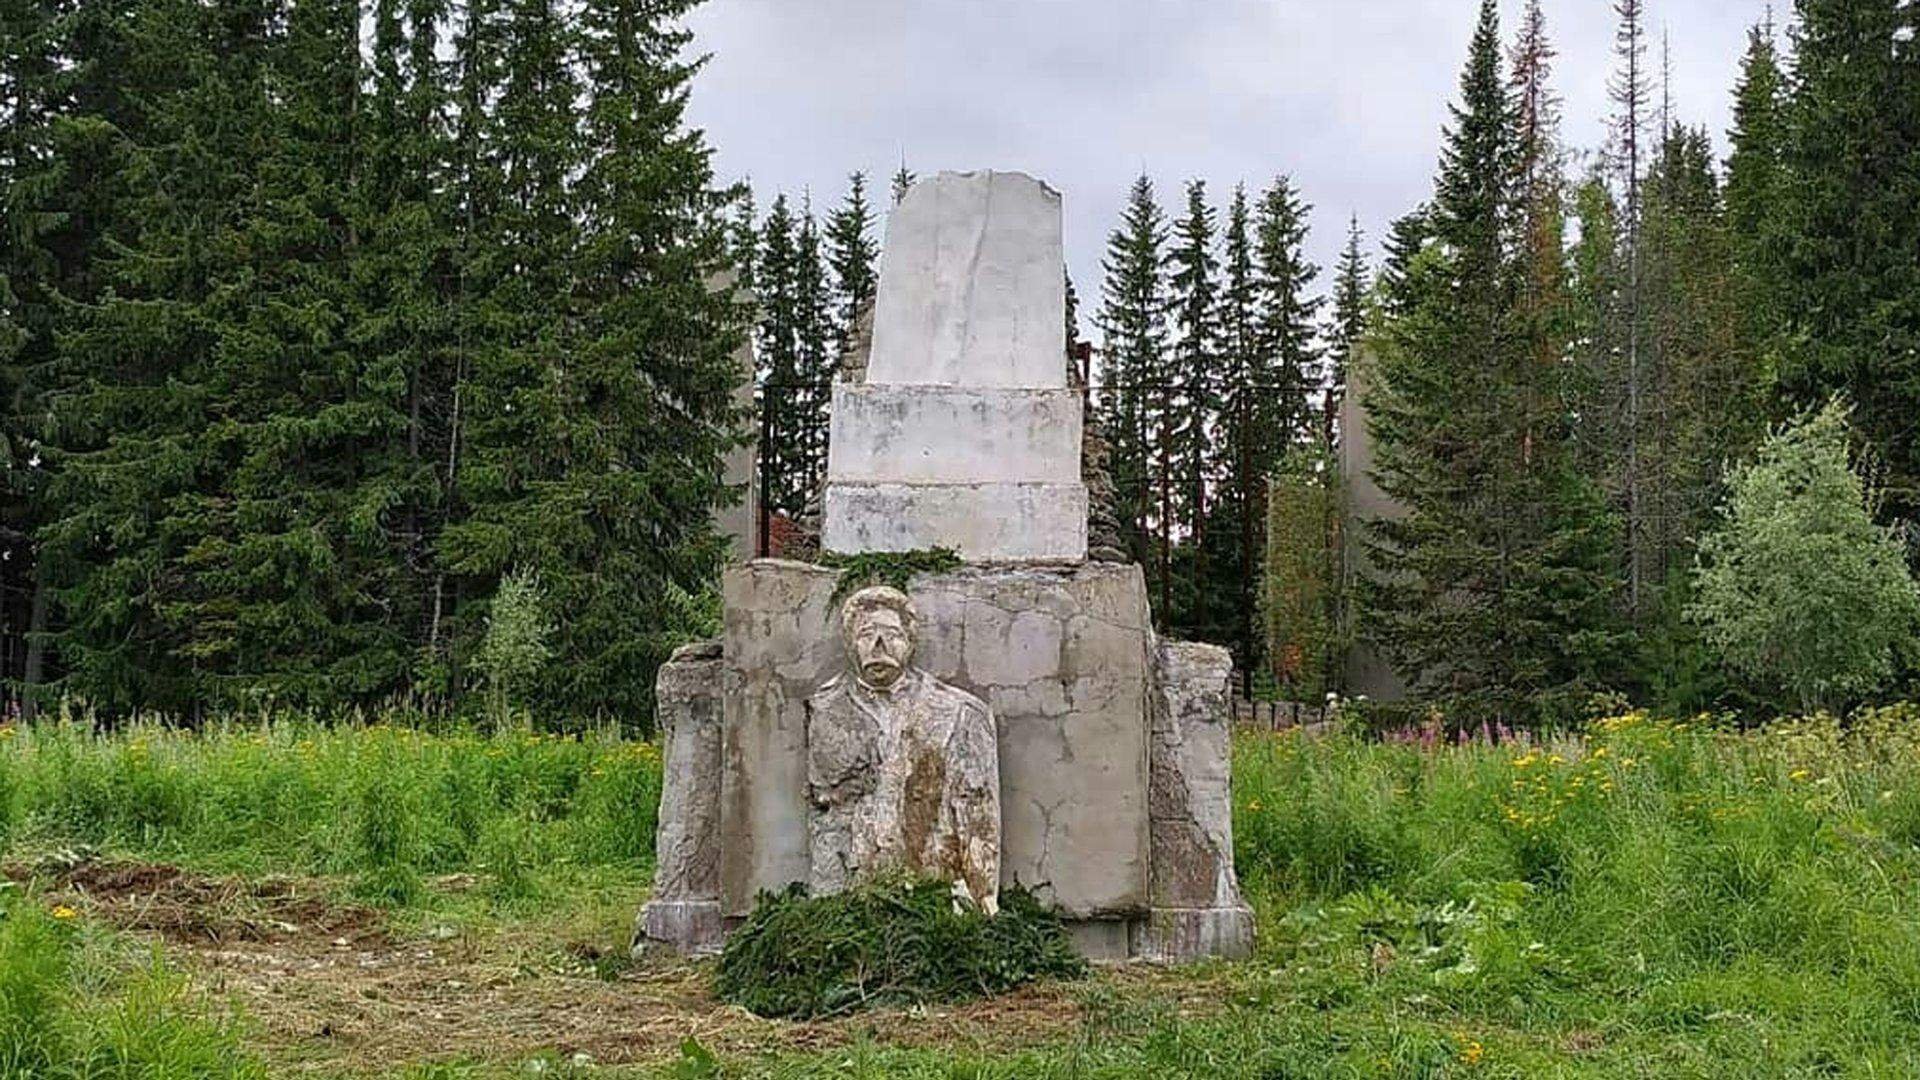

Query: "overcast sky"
left=682, top=0, right=1774, bottom=326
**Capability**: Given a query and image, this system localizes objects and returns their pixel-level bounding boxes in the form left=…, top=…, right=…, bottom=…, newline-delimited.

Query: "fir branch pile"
left=821, top=548, right=963, bottom=604
left=714, top=879, right=1086, bottom=1019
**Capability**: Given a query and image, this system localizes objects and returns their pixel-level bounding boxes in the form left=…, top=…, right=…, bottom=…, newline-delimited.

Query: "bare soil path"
left=16, top=858, right=1224, bottom=1075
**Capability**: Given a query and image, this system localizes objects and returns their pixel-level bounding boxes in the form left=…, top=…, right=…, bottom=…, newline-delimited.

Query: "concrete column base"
left=632, top=899, right=728, bottom=959
left=1131, top=905, right=1257, bottom=964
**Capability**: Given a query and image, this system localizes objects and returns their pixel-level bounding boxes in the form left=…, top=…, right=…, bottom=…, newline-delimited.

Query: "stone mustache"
left=806, top=586, right=1000, bottom=912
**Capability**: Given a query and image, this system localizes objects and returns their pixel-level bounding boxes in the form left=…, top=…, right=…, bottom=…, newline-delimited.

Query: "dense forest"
left=4, top=0, right=1918, bottom=729
left=1, top=0, right=747, bottom=725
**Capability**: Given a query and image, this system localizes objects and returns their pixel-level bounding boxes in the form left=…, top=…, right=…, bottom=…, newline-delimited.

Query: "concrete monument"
left=638, top=170, right=1251, bottom=963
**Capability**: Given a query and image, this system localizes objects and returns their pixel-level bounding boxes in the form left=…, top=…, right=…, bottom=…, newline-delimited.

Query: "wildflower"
left=51, top=905, right=77, bottom=920
left=1460, top=1040, right=1485, bottom=1066
left=1245, top=798, right=1263, bottom=813
left=1789, top=769, right=1811, bottom=782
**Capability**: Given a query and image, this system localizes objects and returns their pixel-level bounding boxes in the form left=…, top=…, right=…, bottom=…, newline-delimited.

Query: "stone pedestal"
left=821, top=171, right=1087, bottom=563
left=642, top=560, right=1254, bottom=962
left=1137, top=641, right=1255, bottom=962
left=715, top=560, right=1152, bottom=920
left=640, top=170, right=1250, bottom=965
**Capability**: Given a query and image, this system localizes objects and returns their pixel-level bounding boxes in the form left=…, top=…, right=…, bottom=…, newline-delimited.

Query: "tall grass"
left=9, top=705, right=1920, bottom=1074
left=0, top=708, right=662, bottom=902
left=0, top=894, right=264, bottom=1078
left=1228, top=706, right=1920, bottom=1074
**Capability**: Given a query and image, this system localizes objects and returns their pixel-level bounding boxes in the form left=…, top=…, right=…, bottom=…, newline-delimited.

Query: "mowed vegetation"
left=5, top=709, right=1920, bottom=1077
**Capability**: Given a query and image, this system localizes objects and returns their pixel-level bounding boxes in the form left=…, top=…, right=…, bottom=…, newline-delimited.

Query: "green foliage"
left=16, top=0, right=744, bottom=727
left=477, top=568, right=553, bottom=728
left=714, top=878, right=1086, bottom=1019
left=821, top=548, right=962, bottom=605
left=1772, top=0, right=1920, bottom=524
left=1363, top=0, right=1625, bottom=726
left=0, top=893, right=264, bottom=1077
left=0, top=711, right=662, bottom=899
left=1691, top=400, right=1920, bottom=711
left=1262, top=465, right=1340, bottom=698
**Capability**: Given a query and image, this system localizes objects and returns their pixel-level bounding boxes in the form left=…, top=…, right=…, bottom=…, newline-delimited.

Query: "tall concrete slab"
left=823, top=171, right=1086, bottom=562
left=867, top=172, right=1067, bottom=389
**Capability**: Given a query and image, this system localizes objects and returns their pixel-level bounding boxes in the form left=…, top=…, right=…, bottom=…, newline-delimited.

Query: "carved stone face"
left=841, top=586, right=916, bottom=689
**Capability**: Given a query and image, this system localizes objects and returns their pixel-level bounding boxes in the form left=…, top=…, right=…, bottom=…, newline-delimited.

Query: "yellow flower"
left=1460, top=1040, right=1485, bottom=1066
left=1245, top=798, right=1263, bottom=813
left=1789, top=769, right=1811, bottom=782
left=51, top=905, right=78, bottom=921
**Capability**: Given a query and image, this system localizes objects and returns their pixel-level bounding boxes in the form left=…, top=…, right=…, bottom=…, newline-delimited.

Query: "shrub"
left=714, top=879, right=1086, bottom=1019
left=1691, top=399, right=1920, bottom=712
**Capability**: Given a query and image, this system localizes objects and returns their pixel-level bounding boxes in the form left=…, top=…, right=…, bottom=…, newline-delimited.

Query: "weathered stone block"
left=635, top=641, right=728, bottom=956
left=825, top=385, right=1083, bottom=486
left=822, top=482, right=1088, bottom=563
left=1139, top=640, right=1254, bottom=962
left=868, top=171, right=1066, bottom=389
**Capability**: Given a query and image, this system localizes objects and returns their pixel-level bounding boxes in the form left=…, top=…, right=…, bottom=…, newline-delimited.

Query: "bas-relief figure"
left=805, top=586, right=1001, bottom=913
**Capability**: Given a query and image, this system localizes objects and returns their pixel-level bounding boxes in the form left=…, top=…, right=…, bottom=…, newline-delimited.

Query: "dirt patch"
left=8, top=858, right=388, bottom=950
left=9, top=859, right=1231, bottom=1074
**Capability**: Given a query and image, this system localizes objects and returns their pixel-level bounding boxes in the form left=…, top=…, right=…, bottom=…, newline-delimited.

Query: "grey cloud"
left=684, top=0, right=1767, bottom=327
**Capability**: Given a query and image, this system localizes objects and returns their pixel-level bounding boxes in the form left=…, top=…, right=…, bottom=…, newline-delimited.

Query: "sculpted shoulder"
left=918, top=671, right=993, bottom=724
left=809, top=673, right=852, bottom=707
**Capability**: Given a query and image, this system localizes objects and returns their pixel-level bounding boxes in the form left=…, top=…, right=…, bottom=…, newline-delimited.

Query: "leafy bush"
left=1691, top=399, right=1920, bottom=712
left=714, top=878, right=1086, bottom=1019
left=478, top=567, right=555, bottom=729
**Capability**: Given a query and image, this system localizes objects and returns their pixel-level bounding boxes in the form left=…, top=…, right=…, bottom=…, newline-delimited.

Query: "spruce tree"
left=793, top=200, right=834, bottom=502
left=1724, top=20, right=1787, bottom=356
left=1610, top=0, right=1652, bottom=611
left=434, top=0, right=585, bottom=709
left=890, top=162, right=915, bottom=204
left=1325, top=215, right=1369, bottom=450
left=1166, top=180, right=1220, bottom=633
left=171, top=0, right=412, bottom=706
left=1364, top=0, right=1622, bottom=725
left=1252, top=176, right=1322, bottom=455
left=1097, top=175, right=1169, bottom=587
left=1774, top=0, right=1920, bottom=529
left=1214, top=184, right=1264, bottom=667
left=0, top=0, right=75, bottom=704
left=825, top=172, right=878, bottom=357
left=562, top=0, right=748, bottom=723
left=40, top=0, right=278, bottom=710
left=755, top=194, right=806, bottom=517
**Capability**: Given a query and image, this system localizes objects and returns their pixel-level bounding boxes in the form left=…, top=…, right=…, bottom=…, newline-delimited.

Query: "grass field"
left=5, top=705, right=1920, bottom=1077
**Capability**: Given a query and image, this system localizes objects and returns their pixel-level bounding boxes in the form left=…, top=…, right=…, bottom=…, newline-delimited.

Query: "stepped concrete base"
left=822, top=482, right=1088, bottom=563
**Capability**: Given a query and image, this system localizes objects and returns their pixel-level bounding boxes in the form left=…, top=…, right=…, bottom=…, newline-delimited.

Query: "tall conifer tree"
left=1325, top=216, right=1370, bottom=450
left=1775, top=0, right=1920, bottom=529
left=1097, top=175, right=1169, bottom=590
left=1724, top=20, right=1787, bottom=357
left=825, top=172, right=878, bottom=357
left=1365, top=0, right=1621, bottom=724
